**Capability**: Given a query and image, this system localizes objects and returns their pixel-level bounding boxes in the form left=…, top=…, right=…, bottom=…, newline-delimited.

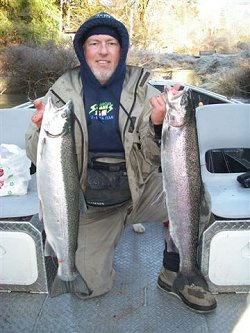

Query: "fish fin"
left=50, top=273, right=92, bottom=298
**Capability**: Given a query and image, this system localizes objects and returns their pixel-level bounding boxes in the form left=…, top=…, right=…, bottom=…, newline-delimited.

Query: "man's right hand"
left=32, top=100, right=45, bottom=129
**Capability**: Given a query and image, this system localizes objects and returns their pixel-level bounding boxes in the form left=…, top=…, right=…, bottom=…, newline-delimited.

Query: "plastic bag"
left=0, top=144, right=31, bottom=196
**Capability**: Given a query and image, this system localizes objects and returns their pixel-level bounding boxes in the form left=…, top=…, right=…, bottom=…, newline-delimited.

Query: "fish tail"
left=50, top=274, right=93, bottom=297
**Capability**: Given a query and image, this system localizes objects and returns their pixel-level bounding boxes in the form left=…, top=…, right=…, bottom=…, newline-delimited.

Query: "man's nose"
left=99, top=42, right=109, bottom=54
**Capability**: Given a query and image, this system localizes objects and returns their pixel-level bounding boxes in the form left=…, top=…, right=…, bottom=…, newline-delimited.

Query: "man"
left=26, top=12, right=216, bottom=313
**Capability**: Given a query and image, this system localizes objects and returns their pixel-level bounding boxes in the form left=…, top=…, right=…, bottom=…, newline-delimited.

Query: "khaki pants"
left=75, top=171, right=167, bottom=298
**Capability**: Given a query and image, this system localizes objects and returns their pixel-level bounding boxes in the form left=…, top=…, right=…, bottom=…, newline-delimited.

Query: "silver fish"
left=37, top=97, right=91, bottom=297
left=161, top=87, right=208, bottom=289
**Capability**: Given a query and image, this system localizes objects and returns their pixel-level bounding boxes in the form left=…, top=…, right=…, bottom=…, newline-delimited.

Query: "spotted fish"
left=37, top=97, right=91, bottom=297
left=161, top=87, right=215, bottom=311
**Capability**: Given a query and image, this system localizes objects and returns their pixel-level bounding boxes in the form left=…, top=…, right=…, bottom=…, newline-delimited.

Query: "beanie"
left=82, top=25, right=122, bottom=45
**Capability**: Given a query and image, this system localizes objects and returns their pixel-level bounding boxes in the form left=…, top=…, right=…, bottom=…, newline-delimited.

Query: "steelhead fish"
left=37, top=97, right=91, bottom=297
left=161, top=88, right=210, bottom=292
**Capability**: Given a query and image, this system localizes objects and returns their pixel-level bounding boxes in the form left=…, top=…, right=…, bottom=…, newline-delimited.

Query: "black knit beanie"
left=82, top=25, right=122, bottom=45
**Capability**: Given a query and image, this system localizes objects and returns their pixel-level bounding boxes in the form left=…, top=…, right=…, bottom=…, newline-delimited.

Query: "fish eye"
left=61, top=111, right=67, bottom=118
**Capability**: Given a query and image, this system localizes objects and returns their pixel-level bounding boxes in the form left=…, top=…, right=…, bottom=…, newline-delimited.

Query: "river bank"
left=1, top=90, right=249, bottom=110
left=129, top=49, right=250, bottom=99
left=0, top=47, right=249, bottom=104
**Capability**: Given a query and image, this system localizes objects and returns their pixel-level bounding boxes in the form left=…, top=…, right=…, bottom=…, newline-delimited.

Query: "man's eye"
left=108, top=42, right=118, bottom=46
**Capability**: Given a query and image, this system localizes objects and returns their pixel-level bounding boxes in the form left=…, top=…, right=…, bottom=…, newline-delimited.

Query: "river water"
left=0, top=94, right=30, bottom=108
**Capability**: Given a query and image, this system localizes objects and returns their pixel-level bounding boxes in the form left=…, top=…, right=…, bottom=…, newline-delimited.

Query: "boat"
left=0, top=81, right=249, bottom=333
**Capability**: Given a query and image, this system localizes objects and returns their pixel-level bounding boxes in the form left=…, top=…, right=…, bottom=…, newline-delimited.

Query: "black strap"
left=50, top=89, right=66, bottom=105
left=88, top=160, right=126, bottom=172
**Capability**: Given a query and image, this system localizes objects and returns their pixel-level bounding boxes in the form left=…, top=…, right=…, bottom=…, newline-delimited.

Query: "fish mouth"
left=44, top=129, right=65, bottom=138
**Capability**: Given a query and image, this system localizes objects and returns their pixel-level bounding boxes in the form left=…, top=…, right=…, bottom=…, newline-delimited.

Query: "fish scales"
left=161, top=88, right=202, bottom=275
left=37, top=97, right=91, bottom=297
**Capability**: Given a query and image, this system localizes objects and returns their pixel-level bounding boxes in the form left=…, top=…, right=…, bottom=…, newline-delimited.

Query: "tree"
left=0, top=0, right=60, bottom=45
left=61, top=0, right=107, bottom=32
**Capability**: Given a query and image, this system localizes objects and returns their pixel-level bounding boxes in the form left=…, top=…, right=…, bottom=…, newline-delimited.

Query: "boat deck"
left=1, top=88, right=249, bottom=332
left=1, top=221, right=249, bottom=333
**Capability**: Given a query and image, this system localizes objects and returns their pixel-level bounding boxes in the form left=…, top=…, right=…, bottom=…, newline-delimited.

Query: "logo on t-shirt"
left=89, top=102, right=114, bottom=120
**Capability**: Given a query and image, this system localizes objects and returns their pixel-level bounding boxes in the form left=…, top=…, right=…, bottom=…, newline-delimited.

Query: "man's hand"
left=32, top=99, right=45, bottom=129
left=149, top=84, right=182, bottom=125
left=149, top=93, right=166, bottom=125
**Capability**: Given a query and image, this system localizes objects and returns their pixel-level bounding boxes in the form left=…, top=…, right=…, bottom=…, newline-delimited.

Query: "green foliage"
left=0, top=0, right=60, bottom=45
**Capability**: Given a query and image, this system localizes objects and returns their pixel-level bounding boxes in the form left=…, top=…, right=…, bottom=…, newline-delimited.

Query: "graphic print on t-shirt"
left=89, top=102, right=114, bottom=120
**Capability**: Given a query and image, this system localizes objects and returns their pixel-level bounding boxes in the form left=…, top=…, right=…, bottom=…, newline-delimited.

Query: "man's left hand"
left=149, top=93, right=166, bottom=125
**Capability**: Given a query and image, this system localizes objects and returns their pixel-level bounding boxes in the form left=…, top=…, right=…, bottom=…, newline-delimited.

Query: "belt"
left=88, top=160, right=127, bottom=172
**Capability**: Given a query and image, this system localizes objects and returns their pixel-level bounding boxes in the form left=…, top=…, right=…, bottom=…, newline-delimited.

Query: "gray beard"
left=92, top=68, right=114, bottom=84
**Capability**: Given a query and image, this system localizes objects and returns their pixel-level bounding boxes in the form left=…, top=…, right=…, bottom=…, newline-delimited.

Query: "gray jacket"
left=25, top=65, right=162, bottom=207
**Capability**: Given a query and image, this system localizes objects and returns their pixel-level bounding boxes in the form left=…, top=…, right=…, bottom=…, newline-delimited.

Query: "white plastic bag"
left=0, top=144, right=31, bottom=196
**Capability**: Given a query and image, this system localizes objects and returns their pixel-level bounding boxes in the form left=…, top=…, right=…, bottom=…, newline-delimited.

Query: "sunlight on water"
left=0, top=94, right=28, bottom=108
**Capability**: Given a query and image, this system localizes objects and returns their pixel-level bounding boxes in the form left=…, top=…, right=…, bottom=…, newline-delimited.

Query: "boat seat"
left=196, top=103, right=250, bottom=219
left=0, top=107, right=39, bottom=218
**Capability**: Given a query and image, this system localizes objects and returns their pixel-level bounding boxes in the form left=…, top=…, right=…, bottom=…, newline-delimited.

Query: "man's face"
left=83, top=34, right=121, bottom=84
